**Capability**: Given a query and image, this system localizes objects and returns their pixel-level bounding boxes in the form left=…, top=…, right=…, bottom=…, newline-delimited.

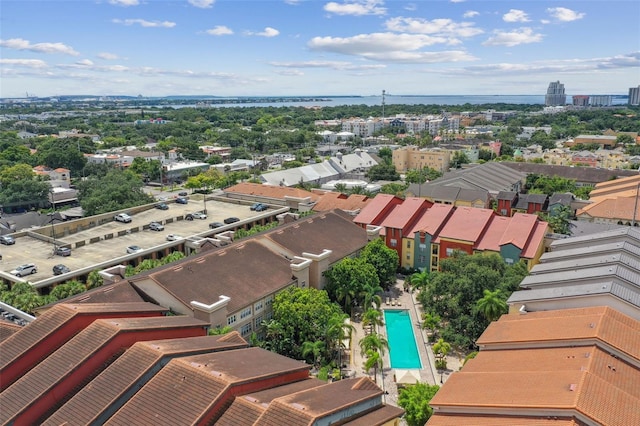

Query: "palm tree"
left=409, top=270, right=431, bottom=292
left=209, top=325, right=234, bottom=335
left=86, top=269, right=104, bottom=290
left=324, top=315, right=355, bottom=369
left=421, top=312, right=441, bottom=341
left=362, top=308, right=384, bottom=332
left=335, top=285, right=356, bottom=313
left=476, top=289, right=508, bottom=322
left=301, top=340, right=325, bottom=369
left=432, top=338, right=451, bottom=360
left=363, top=349, right=383, bottom=382
left=359, top=333, right=389, bottom=357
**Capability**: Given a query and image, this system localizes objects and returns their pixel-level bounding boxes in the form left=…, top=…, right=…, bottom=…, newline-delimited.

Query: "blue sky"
left=1, top=0, right=638, bottom=98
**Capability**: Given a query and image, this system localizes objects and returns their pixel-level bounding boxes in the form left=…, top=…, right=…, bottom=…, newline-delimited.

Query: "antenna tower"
left=382, top=90, right=386, bottom=122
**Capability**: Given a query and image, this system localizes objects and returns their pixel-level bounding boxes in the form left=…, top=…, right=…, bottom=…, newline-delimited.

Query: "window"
left=446, top=248, right=455, bottom=256
left=406, top=255, right=410, bottom=259
left=254, top=315, right=263, bottom=329
left=500, top=209, right=507, bottom=216
left=240, top=307, right=252, bottom=319
left=240, top=323, right=252, bottom=336
left=406, top=240, right=411, bottom=248
left=265, top=311, right=273, bottom=321
left=254, top=301, right=263, bottom=312
left=227, top=315, right=237, bottom=325
left=505, top=258, right=514, bottom=264
left=390, top=239, right=397, bottom=247
left=300, top=280, right=307, bottom=288
left=432, top=245, right=439, bottom=255
left=265, top=296, right=273, bottom=307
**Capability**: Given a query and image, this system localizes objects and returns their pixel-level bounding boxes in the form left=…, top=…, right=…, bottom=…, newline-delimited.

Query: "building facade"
left=545, top=81, right=566, bottom=106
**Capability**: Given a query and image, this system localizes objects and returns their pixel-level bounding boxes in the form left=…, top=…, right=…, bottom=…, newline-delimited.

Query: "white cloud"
left=308, top=32, right=477, bottom=63
left=97, top=52, right=119, bottom=60
left=404, top=3, right=417, bottom=11
left=269, top=60, right=385, bottom=70
left=206, top=25, right=233, bottom=36
left=324, top=0, right=386, bottom=16
left=450, top=0, right=465, bottom=3
left=112, top=19, right=176, bottom=28
left=284, top=0, right=301, bottom=4
left=503, top=9, right=530, bottom=23
left=483, top=27, right=543, bottom=47
left=463, top=10, right=479, bottom=18
left=188, top=0, right=215, bottom=8
left=547, top=7, right=585, bottom=22
left=0, top=38, right=80, bottom=56
left=75, top=59, right=94, bottom=66
left=246, top=27, right=280, bottom=37
left=108, top=0, right=139, bottom=6
left=0, top=58, right=48, bottom=68
left=540, top=19, right=550, bottom=25
left=384, top=17, right=483, bottom=39
left=275, top=69, right=304, bottom=76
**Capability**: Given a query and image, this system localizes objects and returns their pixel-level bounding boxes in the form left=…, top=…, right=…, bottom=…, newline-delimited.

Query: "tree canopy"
left=398, top=383, right=440, bottom=426
left=77, top=168, right=154, bottom=216
left=417, top=252, right=528, bottom=349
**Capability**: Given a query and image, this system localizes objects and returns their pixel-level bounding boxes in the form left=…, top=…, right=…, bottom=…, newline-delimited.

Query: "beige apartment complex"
left=392, top=146, right=451, bottom=173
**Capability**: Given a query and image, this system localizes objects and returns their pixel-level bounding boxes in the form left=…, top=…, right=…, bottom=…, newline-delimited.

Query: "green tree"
left=421, top=312, right=441, bottom=341
left=398, top=383, right=440, bottom=426
left=50, top=280, right=86, bottom=300
left=86, top=270, right=104, bottom=290
left=378, top=147, right=393, bottom=164
left=209, top=325, right=234, bottom=335
left=363, top=349, right=383, bottom=381
left=408, top=270, right=432, bottom=292
left=379, top=182, right=408, bottom=197
left=325, top=257, right=380, bottom=311
left=359, top=332, right=389, bottom=357
left=77, top=169, right=154, bottom=216
left=271, top=287, right=344, bottom=360
left=476, top=289, right=508, bottom=322
left=360, top=238, right=399, bottom=289
left=362, top=308, right=384, bottom=331
left=366, top=163, right=400, bottom=181
left=301, top=340, right=325, bottom=368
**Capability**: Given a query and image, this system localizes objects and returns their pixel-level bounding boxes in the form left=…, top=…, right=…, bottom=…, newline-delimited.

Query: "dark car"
left=53, top=264, right=71, bottom=275
left=0, top=235, right=15, bottom=245
left=54, top=246, right=71, bottom=257
left=178, top=191, right=188, bottom=196
left=254, top=203, right=268, bottom=212
left=176, top=197, right=188, bottom=204
left=155, top=203, right=169, bottom=210
left=209, top=222, right=224, bottom=229
left=224, top=217, right=240, bottom=224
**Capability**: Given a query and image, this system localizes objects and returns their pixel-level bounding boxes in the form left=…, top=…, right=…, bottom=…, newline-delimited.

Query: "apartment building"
left=392, top=146, right=451, bottom=173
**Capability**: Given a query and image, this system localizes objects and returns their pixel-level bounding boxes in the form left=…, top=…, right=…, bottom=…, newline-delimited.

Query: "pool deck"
left=348, top=277, right=463, bottom=409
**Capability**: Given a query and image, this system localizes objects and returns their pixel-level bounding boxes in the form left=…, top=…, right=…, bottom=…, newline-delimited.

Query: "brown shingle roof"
left=43, top=333, right=248, bottom=426
left=342, top=404, right=405, bottom=425
left=0, top=302, right=166, bottom=391
left=0, top=320, right=21, bottom=343
left=0, top=315, right=206, bottom=425
left=266, top=210, right=369, bottom=264
left=105, top=347, right=310, bottom=425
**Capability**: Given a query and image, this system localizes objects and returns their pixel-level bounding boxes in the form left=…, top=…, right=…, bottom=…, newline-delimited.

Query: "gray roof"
left=260, top=161, right=340, bottom=186
left=531, top=252, right=640, bottom=275
left=409, top=184, right=489, bottom=204
left=428, top=162, right=526, bottom=195
left=539, top=240, right=640, bottom=264
left=514, top=193, right=548, bottom=210
left=520, top=264, right=640, bottom=288
left=502, top=162, right=640, bottom=185
left=549, top=227, right=640, bottom=251
left=508, top=282, right=640, bottom=310
left=548, top=193, right=574, bottom=206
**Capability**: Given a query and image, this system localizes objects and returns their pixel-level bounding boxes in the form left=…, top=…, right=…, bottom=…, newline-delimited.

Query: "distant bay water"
left=160, top=94, right=628, bottom=109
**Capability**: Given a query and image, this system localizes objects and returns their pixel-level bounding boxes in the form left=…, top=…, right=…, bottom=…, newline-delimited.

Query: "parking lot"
left=0, top=197, right=278, bottom=284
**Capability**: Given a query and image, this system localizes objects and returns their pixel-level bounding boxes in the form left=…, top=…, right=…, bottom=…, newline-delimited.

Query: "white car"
left=189, top=211, right=207, bottom=220
left=10, top=263, right=37, bottom=277
left=166, top=234, right=181, bottom=242
left=149, top=222, right=165, bottom=231
left=127, top=245, right=143, bottom=254
left=114, top=213, right=132, bottom=223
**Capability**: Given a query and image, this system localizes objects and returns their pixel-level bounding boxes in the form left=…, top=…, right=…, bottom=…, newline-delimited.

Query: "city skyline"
left=1, top=0, right=638, bottom=99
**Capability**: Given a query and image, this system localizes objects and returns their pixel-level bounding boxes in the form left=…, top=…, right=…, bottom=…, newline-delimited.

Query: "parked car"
left=149, top=221, right=165, bottom=231
left=54, top=246, right=71, bottom=257
left=166, top=234, right=181, bottom=241
left=176, top=197, right=188, bottom=204
left=155, top=203, right=169, bottom=210
left=178, top=191, right=188, bottom=196
left=250, top=203, right=261, bottom=211
left=114, top=213, right=132, bottom=223
left=209, top=222, right=224, bottom=229
left=254, top=203, right=268, bottom=212
left=52, top=264, right=71, bottom=275
left=191, top=211, right=207, bottom=220
left=10, top=263, right=37, bottom=277
left=127, top=245, right=143, bottom=254
left=224, top=217, right=240, bottom=224
left=0, top=235, right=15, bottom=245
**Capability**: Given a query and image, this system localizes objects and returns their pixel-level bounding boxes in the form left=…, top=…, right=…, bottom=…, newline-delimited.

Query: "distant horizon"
left=1, top=1, right=638, bottom=98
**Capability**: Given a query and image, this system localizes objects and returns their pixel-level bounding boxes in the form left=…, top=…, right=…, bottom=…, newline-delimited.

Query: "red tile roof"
left=43, top=333, right=248, bottom=426
left=498, top=213, right=540, bottom=249
left=434, top=207, right=494, bottom=244
left=475, top=215, right=511, bottom=252
left=521, top=221, right=548, bottom=259
left=0, top=316, right=207, bottom=425
left=408, top=203, right=455, bottom=236
left=352, top=194, right=403, bottom=225
left=312, top=191, right=372, bottom=212
left=380, top=197, right=431, bottom=230
left=224, top=182, right=320, bottom=201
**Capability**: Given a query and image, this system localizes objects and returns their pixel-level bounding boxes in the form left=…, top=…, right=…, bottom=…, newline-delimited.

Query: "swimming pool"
left=384, top=309, right=422, bottom=369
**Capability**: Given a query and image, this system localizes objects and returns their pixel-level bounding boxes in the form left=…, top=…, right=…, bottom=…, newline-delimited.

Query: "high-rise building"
left=572, top=95, right=589, bottom=107
left=590, top=95, right=613, bottom=106
left=545, top=81, right=566, bottom=106
left=629, top=85, right=640, bottom=106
